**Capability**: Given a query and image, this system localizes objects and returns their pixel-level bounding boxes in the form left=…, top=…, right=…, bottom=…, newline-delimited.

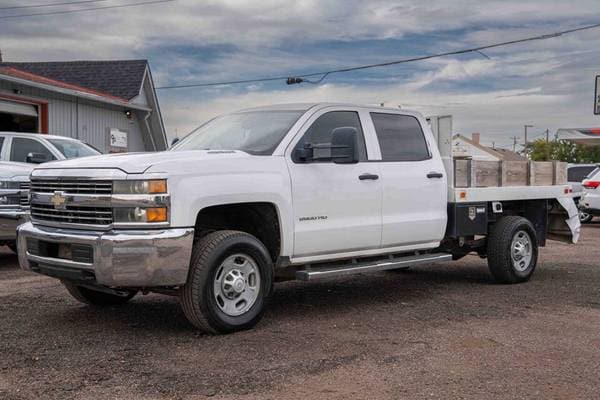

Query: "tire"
left=7, top=242, right=17, bottom=254
left=180, top=230, right=273, bottom=334
left=63, top=282, right=137, bottom=306
left=487, top=216, right=538, bottom=284
left=579, top=211, right=593, bottom=224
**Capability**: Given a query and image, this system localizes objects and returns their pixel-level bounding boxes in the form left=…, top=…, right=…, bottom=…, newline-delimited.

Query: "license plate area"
left=27, top=238, right=93, bottom=264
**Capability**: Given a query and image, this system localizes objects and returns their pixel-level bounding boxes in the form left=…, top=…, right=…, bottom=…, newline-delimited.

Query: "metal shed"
left=0, top=60, right=167, bottom=153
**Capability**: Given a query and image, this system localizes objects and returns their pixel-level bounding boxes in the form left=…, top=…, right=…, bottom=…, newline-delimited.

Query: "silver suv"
left=568, top=164, right=600, bottom=223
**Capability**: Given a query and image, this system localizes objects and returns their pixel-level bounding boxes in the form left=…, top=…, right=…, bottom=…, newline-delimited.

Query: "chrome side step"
left=295, top=253, right=452, bottom=281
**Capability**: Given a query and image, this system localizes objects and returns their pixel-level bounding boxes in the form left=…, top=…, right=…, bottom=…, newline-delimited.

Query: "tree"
left=523, top=139, right=600, bottom=163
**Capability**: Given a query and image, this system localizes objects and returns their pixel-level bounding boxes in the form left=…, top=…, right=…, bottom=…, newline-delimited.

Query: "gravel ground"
left=1, top=224, right=599, bottom=400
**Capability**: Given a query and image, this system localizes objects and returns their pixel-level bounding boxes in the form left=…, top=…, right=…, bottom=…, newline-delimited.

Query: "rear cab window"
left=370, top=113, right=430, bottom=161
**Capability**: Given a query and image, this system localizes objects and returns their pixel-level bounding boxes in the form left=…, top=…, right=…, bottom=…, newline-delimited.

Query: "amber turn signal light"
left=147, top=207, right=168, bottom=222
left=148, top=180, right=167, bottom=194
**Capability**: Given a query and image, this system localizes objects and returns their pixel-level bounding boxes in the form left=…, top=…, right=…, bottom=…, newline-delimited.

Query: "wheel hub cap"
left=511, top=230, right=533, bottom=272
left=213, top=254, right=261, bottom=317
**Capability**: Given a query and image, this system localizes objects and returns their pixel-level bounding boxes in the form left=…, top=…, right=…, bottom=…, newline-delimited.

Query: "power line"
left=0, top=0, right=175, bottom=19
left=0, top=0, right=108, bottom=11
left=156, top=22, right=600, bottom=90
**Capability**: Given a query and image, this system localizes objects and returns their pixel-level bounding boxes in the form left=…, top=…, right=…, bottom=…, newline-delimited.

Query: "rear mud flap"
left=547, top=197, right=581, bottom=244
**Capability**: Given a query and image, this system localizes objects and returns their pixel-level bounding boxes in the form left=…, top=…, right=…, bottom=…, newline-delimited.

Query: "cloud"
left=2, top=0, right=600, bottom=147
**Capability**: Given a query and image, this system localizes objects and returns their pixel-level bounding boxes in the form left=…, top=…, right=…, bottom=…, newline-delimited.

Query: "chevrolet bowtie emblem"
left=50, top=191, right=67, bottom=210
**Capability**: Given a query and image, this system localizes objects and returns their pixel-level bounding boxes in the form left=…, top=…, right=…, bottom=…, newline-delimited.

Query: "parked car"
left=0, top=162, right=33, bottom=253
left=580, top=167, right=600, bottom=221
left=16, top=103, right=580, bottom=334
left=0, top=132, right=100, bottom=164
left=568, top=163, right=599, bottom=223
left=0, top=133, right=101, bottom=253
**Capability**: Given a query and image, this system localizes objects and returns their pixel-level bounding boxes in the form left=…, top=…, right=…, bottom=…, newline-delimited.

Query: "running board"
left=295, top=253, right=452, bottom=281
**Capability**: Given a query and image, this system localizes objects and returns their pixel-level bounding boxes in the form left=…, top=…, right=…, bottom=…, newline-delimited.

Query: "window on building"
left=10, top=137, right=55, bottom=163
left=371, top=113, right=430, bottom=162
left=294, top=111, right=367, bottom=162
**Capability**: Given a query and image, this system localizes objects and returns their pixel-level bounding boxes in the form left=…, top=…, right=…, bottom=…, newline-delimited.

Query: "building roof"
left=453, top=134, right=527, bottom=161
left=0, top=60, right=147, bottom=100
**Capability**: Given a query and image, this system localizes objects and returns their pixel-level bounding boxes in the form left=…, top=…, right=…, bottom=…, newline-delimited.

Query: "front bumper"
left=17, top=222, right=194, bottom=287
left=0, top=210, right=28, bottom=241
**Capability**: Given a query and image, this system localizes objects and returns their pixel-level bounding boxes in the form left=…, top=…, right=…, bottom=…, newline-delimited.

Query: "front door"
left=286, top=110, right=382, bottom=259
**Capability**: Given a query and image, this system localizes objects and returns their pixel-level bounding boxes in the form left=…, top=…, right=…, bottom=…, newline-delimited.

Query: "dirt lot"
left=1, top=225, right=599, bottom=400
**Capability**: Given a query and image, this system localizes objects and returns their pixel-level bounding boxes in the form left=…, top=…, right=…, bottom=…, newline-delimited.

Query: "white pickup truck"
left=17, top=103, right=580, bottom=334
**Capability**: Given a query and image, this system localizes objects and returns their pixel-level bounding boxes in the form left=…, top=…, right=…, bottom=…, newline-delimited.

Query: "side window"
left=294, top=111, right=367, bottom=162
left=10, top=138, right=56, bottom=163
left=371, top=113, right=430, bottom=162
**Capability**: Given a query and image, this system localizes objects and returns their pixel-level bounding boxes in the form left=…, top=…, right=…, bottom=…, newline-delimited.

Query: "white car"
left=580, top=167, right=600, bottom=220
left=0, top=161, right=33, bottom=253
left=567, top=163, right=599, bottom=223
left=0, top=133, right=101, bottom=252
left=0, top=132, right=100, bottom=164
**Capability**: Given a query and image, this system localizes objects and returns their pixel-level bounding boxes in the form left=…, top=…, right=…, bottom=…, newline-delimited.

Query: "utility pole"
left=0, top=49, right=3, bottom=63
left=545, top=129, right=550, bottom=142
left=511, top=136, right=519, bottom=152
left=524, top=124, right=533, bottom=146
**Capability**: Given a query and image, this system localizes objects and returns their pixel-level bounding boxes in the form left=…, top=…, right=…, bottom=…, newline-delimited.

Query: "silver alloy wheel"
left=213, top=253, right=261, bottom=317
left=511, top=230, right=532, bottom=272
left=579, top=211, right=591, bottom=222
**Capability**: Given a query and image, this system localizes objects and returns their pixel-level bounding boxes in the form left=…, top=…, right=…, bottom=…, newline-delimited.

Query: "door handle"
left=427, top=172, right=444, bottom=179
left=359, top=173, right=379, bottom=181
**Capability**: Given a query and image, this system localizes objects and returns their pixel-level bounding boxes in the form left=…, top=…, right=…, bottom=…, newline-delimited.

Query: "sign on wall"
left=107, top=128, right=128, bottom=153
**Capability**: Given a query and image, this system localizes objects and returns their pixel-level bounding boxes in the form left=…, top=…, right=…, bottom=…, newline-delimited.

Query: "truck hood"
left=33, top=150, right=254, bottom=174
left=0, top=161, right=35, bottom=180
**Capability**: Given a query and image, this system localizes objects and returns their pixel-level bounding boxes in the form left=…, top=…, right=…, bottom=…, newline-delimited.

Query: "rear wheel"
left=579, top=211, right=593, bottom=223
left=487, top=216, right=538, bottom=284
left=180, top=230, right=273, bottom=334
left=63, top=282, right=137, bottom=306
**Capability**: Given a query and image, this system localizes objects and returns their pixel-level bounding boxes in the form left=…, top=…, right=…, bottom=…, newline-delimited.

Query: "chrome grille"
left=31, top=204, right=113, bottom=226
left=30, top=179, right=113, bottom=195
left=19, top=182, right=30, bottom=207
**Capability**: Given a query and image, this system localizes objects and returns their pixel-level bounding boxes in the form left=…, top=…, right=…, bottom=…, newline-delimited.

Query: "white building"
left=453, top=133, right=526, bottom=161
left=0, top=60, right=167, bottom=153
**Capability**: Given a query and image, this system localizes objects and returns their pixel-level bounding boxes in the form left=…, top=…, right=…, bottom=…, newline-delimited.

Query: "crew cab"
left=16, top=104, right=580, bottom=333
left=0, top=133, right=100, bottom=252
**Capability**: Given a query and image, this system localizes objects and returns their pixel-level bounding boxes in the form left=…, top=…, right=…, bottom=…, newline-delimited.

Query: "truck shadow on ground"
left=41, top=258, right=593, bottom=336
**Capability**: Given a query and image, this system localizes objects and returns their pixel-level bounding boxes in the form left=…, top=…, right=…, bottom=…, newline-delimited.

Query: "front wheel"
left=63, top=282, right=137, bottom=306
left=487, top=216, right=538, bottom=284
left=579, top=211, right=593, bottom=223
left=180, top=230, right=273, bottom=334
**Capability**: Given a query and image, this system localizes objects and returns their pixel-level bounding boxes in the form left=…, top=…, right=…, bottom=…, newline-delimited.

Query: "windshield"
left=172, top=110, right=304, bottom=155
left=47, top=139, right=100, bottom=159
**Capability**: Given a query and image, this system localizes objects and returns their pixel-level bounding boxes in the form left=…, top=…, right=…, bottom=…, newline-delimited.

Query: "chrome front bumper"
left=0, top=210, right=28, bottom=241
left=17, top=222, right=194, bottom=287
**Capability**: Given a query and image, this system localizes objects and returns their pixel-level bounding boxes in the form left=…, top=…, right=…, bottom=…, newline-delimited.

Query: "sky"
left=1, top=0, right=600, bottom=149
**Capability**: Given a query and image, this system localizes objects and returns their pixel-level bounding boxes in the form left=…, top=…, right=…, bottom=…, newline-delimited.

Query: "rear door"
left=367, top=111, right=447, bottom=249
left=286, top=108, right=382, bottom=259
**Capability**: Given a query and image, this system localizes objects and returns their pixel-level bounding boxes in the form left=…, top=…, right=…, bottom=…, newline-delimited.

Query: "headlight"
left=0, top=181, right=20, bottom=189
left=114, top=207, right=168, bottom=223
left=113, top=179, right=167, bottom=194
left=0, top=195, right=20, bottom=205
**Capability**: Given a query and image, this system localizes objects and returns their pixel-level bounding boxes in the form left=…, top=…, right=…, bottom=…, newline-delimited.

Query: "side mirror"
left=170, top=137, right=180, bottom=147
left=26, top=152, right=50, bottom=164
left=293, top=126, right=360, bottom=164
left=331, top=126, right=359, bottom=164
